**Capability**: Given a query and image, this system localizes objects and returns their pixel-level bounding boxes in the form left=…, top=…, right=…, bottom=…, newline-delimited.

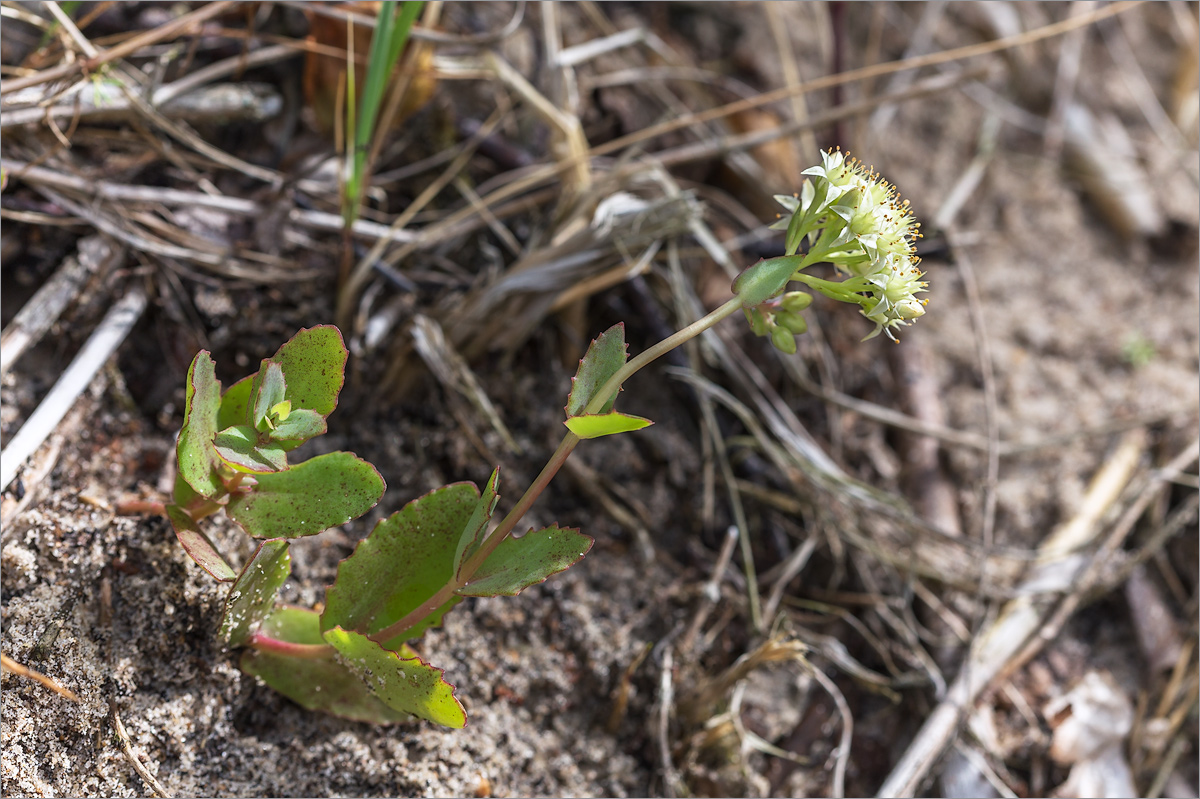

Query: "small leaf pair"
left=564, top=323, right=653, bottom=439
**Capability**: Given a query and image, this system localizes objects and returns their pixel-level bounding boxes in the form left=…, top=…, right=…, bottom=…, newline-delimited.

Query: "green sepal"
left=239, top=607, right=413, bottom=725
left=213, top=425, right=288, bottom=473
left=218, top=539, right=291, bottom=646
left=457, top=525, right=593, bottom=597
left=167, top=504, right=236, bottom=582
left=176, top=351, right=225, bottom=499
left=225, top=451, right=385, bottom=538
left=565, top=323, right=627, bottom=417
left=564, top=411, right=652, bottom=439
left=323, top=627, right=467, bottom=728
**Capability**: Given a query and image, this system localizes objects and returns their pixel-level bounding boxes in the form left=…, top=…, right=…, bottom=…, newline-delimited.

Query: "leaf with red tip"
left=176, top=351, right=224, bottom=498
left=213, top=425, right=288, bottom=473
left=269, top=325, right=347, bottom=417
left=453, top=467, right=500, bottom=579
left=168, top=504, right=235, bottom=582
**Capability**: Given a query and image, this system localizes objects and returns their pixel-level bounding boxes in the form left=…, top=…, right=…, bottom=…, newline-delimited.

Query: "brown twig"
left=109, top=702, right=170, bottom=798
left=0, top=653, right=80, bottom=702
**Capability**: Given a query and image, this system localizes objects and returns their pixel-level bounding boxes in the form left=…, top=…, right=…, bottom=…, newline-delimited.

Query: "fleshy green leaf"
left=226, top=451, right=385, bottom=538
left=177, top=351, right=224, bottom=498
left=270, top=325, right=347, bottom=417
left=213, top=425, right=288, bottom=473
left=564, top=411, right=653, bottom=439
left=217, top=374, right=254, bottom=430
left=168, top=504, right=236, bottom=582
left=323, top=627, right=466, bottom=728
left=457, top=525, right=593, bottom=597
left=322, top=483, right=477, bottom=649
left=453, top=467, right=500, bottom=579
left=218, top=539, right=291, bottom=646
left=267, top=408, right=327, bottom=448
left=239, top=607, right=413, bottom=725
left=565, top=323, right=627, bottom=417
left=252, top=362, right=287, bottom=432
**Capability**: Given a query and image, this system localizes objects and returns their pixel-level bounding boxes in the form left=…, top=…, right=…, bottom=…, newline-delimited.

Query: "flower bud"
left=769, top=324, right=798, bottom=354
left=780, top=291, right=813, bottom=314
left=775, top=310, right=808, bottom=335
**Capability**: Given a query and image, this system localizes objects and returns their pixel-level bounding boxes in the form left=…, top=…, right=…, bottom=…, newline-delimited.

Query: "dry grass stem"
left=0, top=653, right=80, bottom=702
left=1, top=288, right=146, bottom=492
left=109, top=703, right=170, bottom=798
left=0, top=233, right=122, bottom=376
left=876, top=430, right=1169, bottom=797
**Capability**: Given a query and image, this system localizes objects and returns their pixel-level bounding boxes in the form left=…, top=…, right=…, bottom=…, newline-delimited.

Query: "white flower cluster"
left=767, top=148, right=928, bottom=341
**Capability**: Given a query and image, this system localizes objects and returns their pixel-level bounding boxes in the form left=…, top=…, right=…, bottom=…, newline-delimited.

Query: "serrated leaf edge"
left=457, top=526, right=594, bottom=598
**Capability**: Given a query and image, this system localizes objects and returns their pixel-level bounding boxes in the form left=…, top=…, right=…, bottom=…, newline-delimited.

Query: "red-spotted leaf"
left=453, top=467, right=500, bottom=579
left=218, top=539, right=291, bottom=646
left=226, top=452, right=385, bottom=538
left=270, top=325, right=347, bottom=417
left=565, top=323, right=627, bottom=417
left=213, top=425, right=288, bottom=473
left=324, top=627, right=466, bottom=728
left=564, top=411, right=653, bottom=439
left=322, top=483, right=477, bottom=649
left=239, top=607, right=412, bottom=724
left=177, top=351, right=225, bottom=498
left=457, top=525, right=593, bottom=597
left=168, top=504, right=236, bottom=582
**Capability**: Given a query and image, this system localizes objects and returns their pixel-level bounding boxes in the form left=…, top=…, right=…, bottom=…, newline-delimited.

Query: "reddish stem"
left=247, top=631, right=334, bottom=660
left=115, top=498, right=167, bottom=516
